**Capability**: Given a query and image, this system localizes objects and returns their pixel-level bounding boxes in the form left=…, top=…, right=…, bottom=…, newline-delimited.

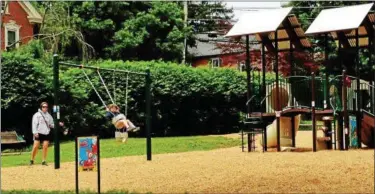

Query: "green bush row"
left=1, top=42, right=275, bottom=143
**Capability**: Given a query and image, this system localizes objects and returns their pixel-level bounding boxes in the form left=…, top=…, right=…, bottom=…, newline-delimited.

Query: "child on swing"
left=105, top=104, right=140, bottom=142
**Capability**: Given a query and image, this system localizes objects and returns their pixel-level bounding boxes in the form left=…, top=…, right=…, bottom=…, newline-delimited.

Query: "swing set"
left=51, top=54, right=152, bottom=170
left=80, top=64, right=132, bottom=141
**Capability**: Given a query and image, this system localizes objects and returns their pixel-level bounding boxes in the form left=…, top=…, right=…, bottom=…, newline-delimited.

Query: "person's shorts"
left=34, top=133, right=51, bottom=142
left=112, top=114, right=126, bottom=125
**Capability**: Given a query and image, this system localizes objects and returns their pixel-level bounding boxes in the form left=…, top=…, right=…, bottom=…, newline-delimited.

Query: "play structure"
left=50, top=55, right=152, bottom=169
left=225, top=4, right=375, bottom=152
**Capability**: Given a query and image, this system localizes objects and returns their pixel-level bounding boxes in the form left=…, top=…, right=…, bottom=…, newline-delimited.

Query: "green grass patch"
left=300, top=120, right=324, bottom=125
left=1, top=135, right=239, bottom=167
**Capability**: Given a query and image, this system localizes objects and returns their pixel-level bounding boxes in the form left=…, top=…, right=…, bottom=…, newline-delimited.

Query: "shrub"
left=1, top=44, right=275, bottom=140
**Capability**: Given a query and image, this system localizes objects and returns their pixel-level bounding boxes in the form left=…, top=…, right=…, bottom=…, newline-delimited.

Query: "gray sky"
left=225, top=2, right=284, bottom=20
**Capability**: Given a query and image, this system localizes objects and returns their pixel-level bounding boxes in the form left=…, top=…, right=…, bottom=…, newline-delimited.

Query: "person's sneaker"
left=42, top=161, right=48, bottom=166
left=30, top=160, right=34, bottom=165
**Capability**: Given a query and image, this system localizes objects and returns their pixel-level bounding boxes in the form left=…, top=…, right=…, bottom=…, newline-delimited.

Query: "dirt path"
left=2, top=131, right=374, bottom=193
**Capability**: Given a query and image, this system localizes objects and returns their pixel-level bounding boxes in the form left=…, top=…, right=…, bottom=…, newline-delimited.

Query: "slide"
left=361, top=111, right=375, bottom=148
left=258, top=115, right=301, bottom=148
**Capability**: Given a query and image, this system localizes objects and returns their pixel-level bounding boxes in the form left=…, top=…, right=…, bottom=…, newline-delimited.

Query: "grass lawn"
left=1, top=135, right=240, bottom=168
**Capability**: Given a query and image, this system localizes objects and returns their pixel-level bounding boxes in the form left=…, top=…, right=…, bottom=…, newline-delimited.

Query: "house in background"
left=1, top=1, right=42, bottom=51
left=188, top=31, right=312, bottom=75
left=188, top=32, right=259, bottom=71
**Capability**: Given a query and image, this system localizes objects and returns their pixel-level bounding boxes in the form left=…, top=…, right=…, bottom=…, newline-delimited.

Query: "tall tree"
left=68, top=1, right=151, bottom=59
left=108, top=2, right=192, bottom=62
left=33, top=1, right=192, bottom=62
left=32, top=1, right=95, bottom=61
left=188, top=1, right=234, bottom=33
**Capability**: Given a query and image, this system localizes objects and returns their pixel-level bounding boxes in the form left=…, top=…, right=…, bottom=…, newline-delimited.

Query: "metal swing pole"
left=145, top=69, right=152, bottom=161
left=53, top=54, right=61, bottom=169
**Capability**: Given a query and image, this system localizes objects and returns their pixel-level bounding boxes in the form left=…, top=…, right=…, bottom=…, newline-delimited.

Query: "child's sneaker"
left=30, top=160, right=34, bottom=165
left=132, top=127, right=140, bottom=132
left=127, top=126, right=140, bottom=132
left=42, top=161, right=48, bottom=166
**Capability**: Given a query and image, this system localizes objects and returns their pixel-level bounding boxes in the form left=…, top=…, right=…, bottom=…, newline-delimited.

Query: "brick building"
left=1, top=1, right=42, bottom=51
left=188, top=32, right=313, bottom=75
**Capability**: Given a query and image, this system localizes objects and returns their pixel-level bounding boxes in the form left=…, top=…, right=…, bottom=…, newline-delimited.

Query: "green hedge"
left=1, top=43, right=275, bottom=142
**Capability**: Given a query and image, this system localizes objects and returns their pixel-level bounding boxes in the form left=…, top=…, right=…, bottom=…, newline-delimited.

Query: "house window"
left=4, top=21, right=21, bottom=50
left=7, top=31, right=16, bottom=49
left=1, top=1, right=9, bottom=14
left=211, top=58, right=222, bottom=68
left=1, top=1, right=5, bottom=13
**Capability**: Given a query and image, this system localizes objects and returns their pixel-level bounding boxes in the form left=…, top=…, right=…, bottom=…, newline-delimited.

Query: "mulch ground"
left=1, top=131, right=374, bottom=193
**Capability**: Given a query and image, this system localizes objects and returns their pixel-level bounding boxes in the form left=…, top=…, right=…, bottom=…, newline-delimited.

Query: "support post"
left=291, top=116, right=295, bottom=147
left=373, top=67, right=375, bottom=156
left=247, top=133, right=251, bottom=152
left=261, top=42, right=267, bottom=151
left=145, top=69, right=152, bottom=161
left=342, top=70, right=349, bottom=150
left=275, top=30, right=281, bottom=152
left=324, top=33, right=329, bottom=110
left=290, top=39, right=296, bottom=148
left=53, top=54, right=60, bottom=169
left=75, top=137, right=79, bottom=194
left=373, top=27, right=375, bottom=162
left=312, top=72, right=317, bottom=152
left=338, top=114, right=344, bottom=150
left=97, top=137, right=101, bottom=194
left=262, top=42, right=266, bottom=112
left=337, top=39, right=343, bottom=151
left=246, top=35, right=251, bottom=114
left=290, top=37, right=294, bottom=105
left=355, top=29, right=362, bottom=148
left=370, top=30, right=373, bottom=114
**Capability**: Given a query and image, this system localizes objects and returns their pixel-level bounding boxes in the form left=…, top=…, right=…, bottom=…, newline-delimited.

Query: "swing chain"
left=97, top=69, right=115, bottom=105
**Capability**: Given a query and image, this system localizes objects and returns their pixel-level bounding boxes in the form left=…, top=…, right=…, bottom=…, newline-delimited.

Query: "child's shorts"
left=112, top=114, right=127, bottom=129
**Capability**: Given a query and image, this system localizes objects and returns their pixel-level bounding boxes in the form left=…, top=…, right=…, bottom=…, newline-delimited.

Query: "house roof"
left=17, top=1, right=43, bottom=24
left=225, top=7, right=311, bottom=52
left=188, top=33, right=259, bottom=58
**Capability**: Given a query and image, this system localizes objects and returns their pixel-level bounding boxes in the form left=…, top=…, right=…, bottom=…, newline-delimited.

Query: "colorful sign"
left=77, top=136, right=98, bottom=172
left=349, top=116, right=358, bottom=148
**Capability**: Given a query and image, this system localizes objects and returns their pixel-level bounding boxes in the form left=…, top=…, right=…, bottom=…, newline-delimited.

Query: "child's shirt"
left=105, top=111, right=119, bottom=120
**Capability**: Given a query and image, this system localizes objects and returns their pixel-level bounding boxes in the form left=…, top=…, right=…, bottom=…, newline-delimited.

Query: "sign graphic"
left=77, top=136, right=98, bottom=172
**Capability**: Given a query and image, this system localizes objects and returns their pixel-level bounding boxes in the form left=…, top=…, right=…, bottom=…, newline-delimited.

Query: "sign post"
left=75, top=136, right=101, bottom=194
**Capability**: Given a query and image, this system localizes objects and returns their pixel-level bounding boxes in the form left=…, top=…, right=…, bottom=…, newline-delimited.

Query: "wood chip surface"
left=1, top=131, right=374, bottom=193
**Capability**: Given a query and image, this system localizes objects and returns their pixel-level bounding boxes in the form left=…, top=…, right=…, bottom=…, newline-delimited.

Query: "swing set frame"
left=52, top=54, right=152, bottom=169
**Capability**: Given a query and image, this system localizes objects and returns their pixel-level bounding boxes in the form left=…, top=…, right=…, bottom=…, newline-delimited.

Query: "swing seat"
left=112, top=114, right=127, bottom=129
left=114, top=120, right=127, bottom=130
left=115, top=131, right=128, bottom=141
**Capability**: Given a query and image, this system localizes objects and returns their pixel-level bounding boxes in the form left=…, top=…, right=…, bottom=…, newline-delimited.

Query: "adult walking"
left=30, top=102, right=63, bottom=166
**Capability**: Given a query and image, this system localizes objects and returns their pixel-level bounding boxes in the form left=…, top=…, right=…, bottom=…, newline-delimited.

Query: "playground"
left=1, top=132, right=373, bottom=193
left=2, top=2, right=375, bottom=194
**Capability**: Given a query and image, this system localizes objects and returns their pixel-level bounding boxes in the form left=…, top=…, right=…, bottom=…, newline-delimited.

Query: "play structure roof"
left=225, top=7, right=311, bottom=51
left=306, top=3, right=375, bottom=48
